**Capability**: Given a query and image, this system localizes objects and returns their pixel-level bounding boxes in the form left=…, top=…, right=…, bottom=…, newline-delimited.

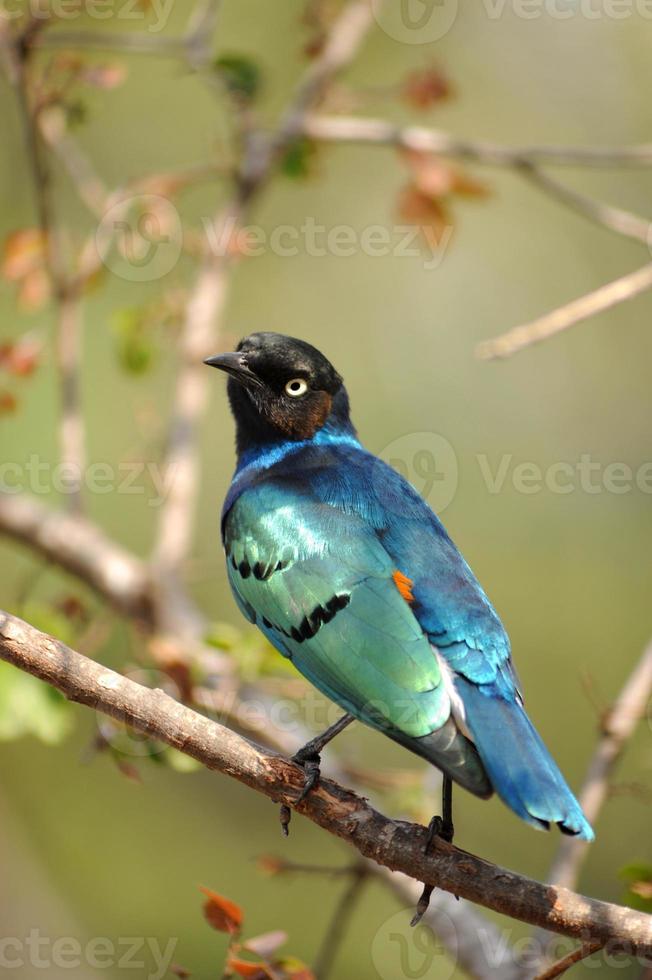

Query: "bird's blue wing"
left=223, top=479, right=490, bottom=796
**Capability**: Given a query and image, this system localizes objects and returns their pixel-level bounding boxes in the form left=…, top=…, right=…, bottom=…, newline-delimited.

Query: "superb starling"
left=206, top=332, right=594, bottom=843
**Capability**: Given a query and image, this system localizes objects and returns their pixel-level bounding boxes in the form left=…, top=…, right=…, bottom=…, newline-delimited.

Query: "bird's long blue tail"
left=456, top=678, right=594, bottom=840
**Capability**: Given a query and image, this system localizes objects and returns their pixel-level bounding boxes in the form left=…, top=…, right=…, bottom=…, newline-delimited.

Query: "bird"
left=206, top=331, right=594, bottom=846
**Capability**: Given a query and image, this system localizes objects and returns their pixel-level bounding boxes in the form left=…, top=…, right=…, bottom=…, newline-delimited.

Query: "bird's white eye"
left=284, top=378, right=308, bottom=398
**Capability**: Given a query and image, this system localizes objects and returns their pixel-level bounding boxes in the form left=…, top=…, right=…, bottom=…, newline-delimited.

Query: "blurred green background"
left=1, top=1, right=651, bottom=977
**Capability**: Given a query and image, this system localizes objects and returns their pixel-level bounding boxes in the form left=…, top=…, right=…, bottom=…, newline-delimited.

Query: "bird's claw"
left=424, top=813, right=454, bottom=853
left=279, top=750, right=322, bottom=836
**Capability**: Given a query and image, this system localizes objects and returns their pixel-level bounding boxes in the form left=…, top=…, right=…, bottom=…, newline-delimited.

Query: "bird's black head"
left=205, top=332, right=351, bottom=453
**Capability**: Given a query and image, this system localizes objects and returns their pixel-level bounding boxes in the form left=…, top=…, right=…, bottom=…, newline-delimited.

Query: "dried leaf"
left=397, top=184, right=450, bottom=245
left=81, top=62, right=128, bottom=90
left=2, top=229, right=47, bottom=281
left=0, top=337, right=42, bottom=377
left=0, top=391, right=18, bottom=415
left=227, top=958, right=273, bottom=979
left=256, top=854, right=288, bottom=876
left=402, top=67, right=451, bottom=110
left=244, top=931, right=287, bottom=959
left=200, top=888, right=243, bottom=935
left=170, top=967, right=191, bottom=979
left=17, top=268, right=51, bottom=312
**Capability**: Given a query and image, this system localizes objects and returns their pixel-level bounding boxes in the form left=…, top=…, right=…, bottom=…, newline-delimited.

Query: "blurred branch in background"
left=546, top=638, right=652, bottom=892
left=2, top=607, right=651, bottom=962
left=477, top=261, right=652, bottom=360
left=151, top=0, right=375, bottom=621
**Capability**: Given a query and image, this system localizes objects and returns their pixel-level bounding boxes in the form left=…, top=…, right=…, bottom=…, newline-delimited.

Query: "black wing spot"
left=253, top=562, right=268, bottom=580
left=239, top=560, right=251, bottom=579
left=282, top=593, right=351, bottom=645
left=327, top=593, right=351, bottom=614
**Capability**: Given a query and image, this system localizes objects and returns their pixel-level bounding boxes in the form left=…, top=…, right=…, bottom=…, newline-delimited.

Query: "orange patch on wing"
left=392, top=570, right=415, bottom=603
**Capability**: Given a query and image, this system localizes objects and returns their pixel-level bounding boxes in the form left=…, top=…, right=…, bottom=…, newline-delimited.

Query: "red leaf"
left=227, top=958, right=272, bottom=979
left=0, top=337, right=42, bottom=377
left=0, top=391, right=17, bottom=415
left=200, top=887, right=243, bottom=935
left=17, top=268, right=51, bottom=312
left=2, top=229, right=47, bottom=281
left=256, top=854, right=287, bottom=876
left=81, top=62, right=128, bottom=90
left=402, top=67, right=451, bottom=109
left=397, top=184, right=451, bottom=245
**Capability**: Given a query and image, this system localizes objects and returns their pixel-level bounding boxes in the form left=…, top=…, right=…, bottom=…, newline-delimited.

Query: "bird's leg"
left=280, top=713, right=354, bottom=836
left=424, top=775, right=455, bottom=851
left=412, top=778, right=455, bottom=926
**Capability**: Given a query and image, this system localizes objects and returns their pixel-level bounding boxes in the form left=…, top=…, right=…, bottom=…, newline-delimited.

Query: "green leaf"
left=165, top=748, right=201, bottom=773
left=112, top=307, right=154, bottom=375
left=214, top=54, right=261, bottom=101
left=0, top=661, right=73, bottom=744
left=620, top=863, right=652, bottom=913
left=280, top=137, right=317, bottom=180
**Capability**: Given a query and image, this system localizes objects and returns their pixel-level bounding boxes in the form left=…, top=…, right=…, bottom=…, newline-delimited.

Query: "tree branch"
left=302, top=115, right=652, bottom=167
left=476, top=261, right=652, bottom=361
left=532, top=940, right=604, bottom=980
left=0, top=494, right=153, bottom=622
left=7, top=26, right=86, bottom=513
left=517, top=165, right=651, bottom=246
left=1, top=609, right=651, bottom=958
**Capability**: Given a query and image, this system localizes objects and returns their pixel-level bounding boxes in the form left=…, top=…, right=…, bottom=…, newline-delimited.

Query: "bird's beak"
left=203, top=351, right=259, bottom=387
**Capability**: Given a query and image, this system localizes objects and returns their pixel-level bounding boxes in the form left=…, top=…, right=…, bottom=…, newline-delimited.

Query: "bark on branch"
left=1, top=609, right=651, bottom=959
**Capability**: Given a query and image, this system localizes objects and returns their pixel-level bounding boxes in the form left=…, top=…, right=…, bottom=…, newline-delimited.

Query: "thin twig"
left=34, top=32, right=190, bottom=56
left=313, top=866, right=368, bottom=980
left=532, top=940, right=604, bottom=980
left=1, top=608, right=651, bottom=957
left=302, top=114, right=652, bottom=167
left=9, top=29, right=86, bottom=512
left=517, top=164, right=652, bottom=245
left=476, top=261, right=652, bottom=360
left=547, top=638, right=652, bottom=891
